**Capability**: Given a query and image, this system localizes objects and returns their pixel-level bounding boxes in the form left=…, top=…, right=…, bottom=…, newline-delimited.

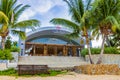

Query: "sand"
left=0, top=72, right=120, bottom=80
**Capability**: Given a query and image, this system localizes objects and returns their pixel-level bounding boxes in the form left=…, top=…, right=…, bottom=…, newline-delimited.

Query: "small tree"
left=5, top=36, right=12, bottom=49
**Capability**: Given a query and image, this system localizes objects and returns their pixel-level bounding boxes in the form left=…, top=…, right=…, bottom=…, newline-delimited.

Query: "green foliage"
left=11, top=46, right=20, bottom=52
left=104, top=47, right=119, bottom=54
left=12, top=41, right=18, bottom=46
left=0, top=49, right=13, bottom=60
left=5, top=37, right=12, bottom=49
left=0, top=69, right=67, bottom=77
left=37, top=70, right=67, bottom=77
left=0, top=68, right=17, bottom=76
left=81, top=47, right=120, bottom=57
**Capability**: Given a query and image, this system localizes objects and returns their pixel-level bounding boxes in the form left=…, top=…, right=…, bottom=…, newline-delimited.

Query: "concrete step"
left=18, top=56, right=88, bottom=68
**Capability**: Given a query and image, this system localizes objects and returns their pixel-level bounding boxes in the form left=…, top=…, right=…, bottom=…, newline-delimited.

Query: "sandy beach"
left=0, top=72, right=120, bottom=80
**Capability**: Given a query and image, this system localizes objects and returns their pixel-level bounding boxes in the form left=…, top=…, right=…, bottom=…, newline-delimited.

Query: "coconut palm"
left=50, top=0, right=94, bottom=64
left=91, top=0, right=120, bottom=64
left=107, top=29, right=120, bottom=47
left=0, top=0, right=40, bottom=49
left=0, top=11, right=9, bottom=49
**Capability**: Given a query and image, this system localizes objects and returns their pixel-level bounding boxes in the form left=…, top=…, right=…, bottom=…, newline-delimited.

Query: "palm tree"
left=0, top=11, right=9, bottom=49
left=91, top=0, right=120, bottom=64
left=50, top=0, right=94, bottom=64
left=107, top=29, right=120, bottom=47
left=0, top=0, right=40, bottom=49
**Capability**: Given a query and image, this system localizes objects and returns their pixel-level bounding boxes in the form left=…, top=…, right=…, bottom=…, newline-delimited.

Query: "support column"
left=54, top=47, right=57, bottom=56
left=44, top=45, right=48, bottom=56
left=72, top=47, right=77, bottom=56
left=33, top=45, right=36, bottom=56
left=63, top=46, right=66, bottom=56
left=65, top=46, right=68, bottom=56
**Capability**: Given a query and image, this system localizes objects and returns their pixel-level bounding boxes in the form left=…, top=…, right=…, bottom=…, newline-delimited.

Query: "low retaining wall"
left=74, top=64, right=120, bottom=75
left=0, top=60, right=8, bottom=70
left=10, top=52, right=18, bottom=63
left=85, top=54, right=120, bottom=67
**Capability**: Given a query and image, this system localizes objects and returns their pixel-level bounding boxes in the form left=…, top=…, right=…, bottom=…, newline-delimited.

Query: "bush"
left=11, top=46, right=20, bottom=52
left=5, top=37, right=12, bottom=49
left=104, top=47, right=119, bottom=54
left=81, top=47, right=120, bottom=57
left=0, top=49, right=13, bottom=60
left=0, top=68, right=17, bottom=76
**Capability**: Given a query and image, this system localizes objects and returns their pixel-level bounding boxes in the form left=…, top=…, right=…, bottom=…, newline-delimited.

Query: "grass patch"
left=0, top=68, right=68, bottom=77
left=38, top=70, right=68, bottom=77
left=0, top=68, right=17, bottom=76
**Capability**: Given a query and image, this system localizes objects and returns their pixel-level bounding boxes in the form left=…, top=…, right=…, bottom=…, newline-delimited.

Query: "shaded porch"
left=25, top=42, right=83, bottom=56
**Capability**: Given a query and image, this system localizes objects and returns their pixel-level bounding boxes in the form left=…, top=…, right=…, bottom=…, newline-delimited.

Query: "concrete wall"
left=10, top=52, right=18, bottom=63
left=85, top=54, right=120, bottom=67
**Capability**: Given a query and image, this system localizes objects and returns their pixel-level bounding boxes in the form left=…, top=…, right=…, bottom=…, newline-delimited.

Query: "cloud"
left=17, top=0, right=68, bottom=22
left=18, top=9, right=36, bottom=21
left=17, top=0, right=66, bottom=13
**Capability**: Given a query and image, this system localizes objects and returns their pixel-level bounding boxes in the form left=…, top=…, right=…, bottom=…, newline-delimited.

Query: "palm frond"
left=85, top=0, right=92, bottom=10
left=12, top=19, right=40, bottom=30
left=11, top=30, right=26, bottom=40
left=13, top=4, right=23, bottom=12
left=105, top=16, right=120, bottom=31
left=0, top=24, right=8, bottom=32
left=50, top=18, right=80, bottom=30
left=0, top=11, right=9, bottom=24
left=78, top=0, right=84, bottom=17
left=65, top=32, right=80, bottom=39
left=64, top=0, right=83, bottom=23
left=14, top=5, right=30, bottom=22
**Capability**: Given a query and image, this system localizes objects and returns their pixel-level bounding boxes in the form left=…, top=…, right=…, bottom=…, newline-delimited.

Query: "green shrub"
left=81, top=48, right=88, bottom=57
left=5, top=37, right=12, bottom=49
left=0, top=68, right=17, bottom=76
left=104, top=47, right=119, bottom=54
left=81, top=47, right=120, bottom=57
left=11, top=46, right=20, bottom=52
left=0, top=49, right=13, bottom=60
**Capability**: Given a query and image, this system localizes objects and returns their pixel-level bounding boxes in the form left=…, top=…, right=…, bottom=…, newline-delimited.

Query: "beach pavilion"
left=19, top=26, right=84, bottom=56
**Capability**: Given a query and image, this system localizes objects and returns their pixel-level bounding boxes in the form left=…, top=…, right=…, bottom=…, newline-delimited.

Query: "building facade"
left=19, top=26, right=84, bottom=56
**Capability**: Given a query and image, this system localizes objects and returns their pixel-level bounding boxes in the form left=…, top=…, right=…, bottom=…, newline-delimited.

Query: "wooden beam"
left=33, top=45, right=36, bottom=56
left=44, top=45, right=48, bottom=56
left=54, top=47, right=57, bottom=56
left=63, top=45, right=66, bottom=56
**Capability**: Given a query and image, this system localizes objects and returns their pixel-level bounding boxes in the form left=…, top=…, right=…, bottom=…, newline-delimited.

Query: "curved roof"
left=26, top=26, right=81, bottom=45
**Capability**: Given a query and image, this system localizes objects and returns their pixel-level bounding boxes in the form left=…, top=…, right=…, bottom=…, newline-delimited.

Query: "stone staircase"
left=18, top=56, right=88, bottom=69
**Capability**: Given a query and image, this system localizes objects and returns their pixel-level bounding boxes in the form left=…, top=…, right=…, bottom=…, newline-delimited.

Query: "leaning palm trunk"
left=97, top=34, right=106, bottom=64
left=87, top=43, right=94, bottom=64
left=86, top=37, right=94, bottom=64
left=1, top=36, right=6, bottom=50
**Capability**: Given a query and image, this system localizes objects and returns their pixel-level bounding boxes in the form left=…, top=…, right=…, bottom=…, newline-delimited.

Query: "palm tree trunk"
left=97, top=34, right=106, bottom=64
left=106, top=36, right=111, bottom=47
left=1, top=37, right=6, bottom=50
left=87, top=43, right=94, bottom=64
left=86, top=36, right=94, bottom=64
